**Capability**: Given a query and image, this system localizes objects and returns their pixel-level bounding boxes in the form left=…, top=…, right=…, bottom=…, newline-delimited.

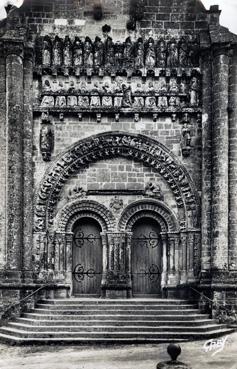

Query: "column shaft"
left=212, top=48, right=229, bottom=269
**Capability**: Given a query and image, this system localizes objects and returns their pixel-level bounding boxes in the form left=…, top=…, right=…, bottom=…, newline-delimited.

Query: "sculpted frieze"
left=37, top=33, right=200, bottom=76
left=35, top=132, right=198, bottom=231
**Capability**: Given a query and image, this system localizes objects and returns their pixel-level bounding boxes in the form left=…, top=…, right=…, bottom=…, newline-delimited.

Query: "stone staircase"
left=0, top=298, right=233, bottom=344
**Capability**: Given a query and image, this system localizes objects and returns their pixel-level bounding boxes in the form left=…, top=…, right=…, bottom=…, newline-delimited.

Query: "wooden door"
left=72, top=218, right=102, bottom=296
left=131, top=218, right=162, bottom=297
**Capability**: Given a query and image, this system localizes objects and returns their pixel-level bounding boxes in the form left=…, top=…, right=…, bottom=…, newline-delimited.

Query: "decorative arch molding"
left=34, top=131, right=199, bottom=232
left=118, top=199, right=179, bottom=233
left=55, top=200, right=116, bottom=233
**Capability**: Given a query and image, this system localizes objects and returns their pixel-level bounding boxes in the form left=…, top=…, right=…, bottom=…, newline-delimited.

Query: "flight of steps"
left=0, top=298, right=233, bottom=344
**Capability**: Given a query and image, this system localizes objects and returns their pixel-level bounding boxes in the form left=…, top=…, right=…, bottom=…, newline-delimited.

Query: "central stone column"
left=101, top=232, right=132, bottom=298
left=211, top=46, right=230, bottom=270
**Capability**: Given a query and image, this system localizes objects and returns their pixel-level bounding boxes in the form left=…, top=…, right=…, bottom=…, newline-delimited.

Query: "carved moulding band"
left=34, top=131, right=199, bottom=232
left=55, top=200, right=116, bottom=233
left=119, top=199, right=179, bottom=233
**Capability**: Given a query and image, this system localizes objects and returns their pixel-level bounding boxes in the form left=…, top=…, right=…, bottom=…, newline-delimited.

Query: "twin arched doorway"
left=71, top=214, right=163, bottom=297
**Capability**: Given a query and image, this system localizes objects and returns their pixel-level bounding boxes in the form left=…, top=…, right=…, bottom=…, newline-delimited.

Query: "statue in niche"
left=145, top=82, right=156, bottom=108
left=179, top=38, right=189, bottom=67
left=41, top=95, right=54, bottom=108
left=181, top=123, right=192, bottom=157
left=123, top=36, right=134, bottom=69
left=114, top=42, right=124, bottom=71
left=144, top=182, right=164, bottom=201
left=156, top=39, right=167, bottom=68
left=90, top=82, right=101, bottom=107
left=167, top=39, right=178, bottom=67
left=158, top=96, right=168, bottom=109
left=43, top=79, right=52, bottom=92
left=55, top=95, right=66, bottom=107
left=169, top=96, right=177, bottom=107
left=122, top=84, right=133, bottom=107
left=189, top=76, right=200, bottom=106
left=114, top=78, right=123, bottom=107
left=158, top=77, right=167, bottom=93
left=189, top=38, right=200, bottom=67
left=104, top=36, right=115, bottom=72
left=145, top=37, right=156, bottom=69
left=84, top=37, right=93, bottom=68
left=63, top=36, right=72, bottom=66
left=52, top=36, right=63, bottom=66
left=134, top=37, right=144, bottom=69
left=78, top=81, right=89, bottom=108
left=73, top=37, right=83, bottom=67
left=40, top=124, right=54, bottom=162
left=42, top=36, right=52, bottom=67
left=102, top=82, right=113, bottom=107
left=94, top=36, right=104, bottom=69
left=133, top=83, right=144, bottom=108
left=67, top=95, right=78, bottom=107
left=169, top=77, right=179, bottom=94
left=180, top=78, right=188, bottom=94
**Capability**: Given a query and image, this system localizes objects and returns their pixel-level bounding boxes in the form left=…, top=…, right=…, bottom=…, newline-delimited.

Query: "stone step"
left=36, top=303, right=197, bottom=310
left=31, top=308, right=200, bottom=315
left=38, top=300, right=196, bottom=304
left=0, top=326, right=232, bottom=340
left=22, top=312, right=211, bottom=321
left=8, top=322, right=225, bottom=333
left=16, top=317, right=216, bottom=327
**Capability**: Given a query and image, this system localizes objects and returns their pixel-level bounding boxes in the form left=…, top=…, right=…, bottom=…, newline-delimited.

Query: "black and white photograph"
left=0, top=0, right=237, bottom=368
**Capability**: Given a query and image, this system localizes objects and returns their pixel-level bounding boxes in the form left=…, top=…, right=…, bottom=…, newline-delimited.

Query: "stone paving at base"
left=0, top=333, right=237, bottom=369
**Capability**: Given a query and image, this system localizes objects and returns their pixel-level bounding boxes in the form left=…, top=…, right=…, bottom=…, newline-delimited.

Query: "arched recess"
left=34, top=131, right=199, bottom=233
left=118, top=199, right=179, bottom=233
left=55, top=200, right=116, bottom=233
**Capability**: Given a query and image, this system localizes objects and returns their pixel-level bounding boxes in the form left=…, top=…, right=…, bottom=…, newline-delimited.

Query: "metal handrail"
left=1, top=283, right=52, bottom=320
left=190, top=286, right=230, bottom=312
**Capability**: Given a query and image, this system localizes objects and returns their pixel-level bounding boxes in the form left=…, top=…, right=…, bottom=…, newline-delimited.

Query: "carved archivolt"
left=118, top=199, right=179, bottom=233
left=34, top=131, right=199, bottom=232
left=55, top=200, right=116, bottom=233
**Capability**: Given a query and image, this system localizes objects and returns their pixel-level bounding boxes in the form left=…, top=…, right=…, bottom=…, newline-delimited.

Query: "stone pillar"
left=211, top=46, right=230, bottom=270
left=167, top=234, right=180, bottom=286
left=65, top=233, right=73, bottom=284
left=229, top=46, right=237, bottom=270
left=160, top=233, right=168, bottom=288
left=187, top=231, right=195, bottom=282
left=180, top=232, right=187, bottom=284
left=103, top=232, right=131, bottom=298
left=201, top=50, right=212, bottom=271
left=22, top=45, right=34, bottom=283
left=0, top=43, right=7, bottom=269
left=5, top=41, right=24, bottom=281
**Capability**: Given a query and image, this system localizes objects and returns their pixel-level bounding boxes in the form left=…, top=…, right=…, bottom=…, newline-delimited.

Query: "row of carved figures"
left=37, top=35, right=200, bottom=71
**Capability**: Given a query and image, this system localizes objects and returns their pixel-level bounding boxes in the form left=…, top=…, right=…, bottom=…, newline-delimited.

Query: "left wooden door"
left=72, top=218, right=103, bottom=296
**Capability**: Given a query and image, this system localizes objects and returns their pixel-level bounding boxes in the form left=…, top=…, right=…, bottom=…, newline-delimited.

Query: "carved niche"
left=39, top=115, right=54, bottom=161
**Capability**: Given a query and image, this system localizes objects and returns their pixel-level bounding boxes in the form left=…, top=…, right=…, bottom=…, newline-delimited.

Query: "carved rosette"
left=34, top=132, right=199, bottom=233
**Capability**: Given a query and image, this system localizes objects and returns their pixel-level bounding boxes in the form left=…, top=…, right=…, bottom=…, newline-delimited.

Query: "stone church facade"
left=0, top=0, right=237, bottom=323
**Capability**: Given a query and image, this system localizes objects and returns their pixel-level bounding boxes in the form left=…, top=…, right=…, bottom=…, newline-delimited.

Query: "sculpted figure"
left=158, top=96, right=168, bottom=109
left=90, top=81, right=101, bottom=107
left=167, top=39, right=178, bottom=67
left=122, top=84, right=133, bottom=107
left=78, top=82, right=89, bottom=108
left=145, top=37, right=156, bottom=69
left=40, top=124, right=54, bottom=161
left=63, top=36, right=72, bottom=66
left=55, top=95, right=66, bottom=107
left=42, top=36, right=52, bottom=67
left=114, top=78, right=123, bottom=107
left=133, top=83, right=144, bottom=108
left=180, top=78, right=188, bottom=94
left=41, top=95, right=54, bottom=108
left=114, top=42, right=124, bottom=71
left=156, top=39, right=167, bottom=68
left=104, top=36, right=115, bottom=72
left=94, top=36, right=104, bottom=69
left=145, top=82, right=156, bottom=108
left=67, top=95, right=78, bottom=107
left=169, top=78, right=179, bottom=94
left=123, top=36, right=134, bottom=69
left=144, top=182, right=164, bottom=200
left=134, top=37, right=144, bottom=69
left=102, top=82, right=113, bottom=107
left=182, top=123, right=191, bottom=147
left=84, top=36, right=93, bottom=68
left=52, top=36, right=63, bottom=66
left=189, top=76, right=200, bottom=106
left=179, top=37, right=189, bottom=67
left=158, top=77, right=168, bottom=93
left=73, top=37, right=83, bottom=67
